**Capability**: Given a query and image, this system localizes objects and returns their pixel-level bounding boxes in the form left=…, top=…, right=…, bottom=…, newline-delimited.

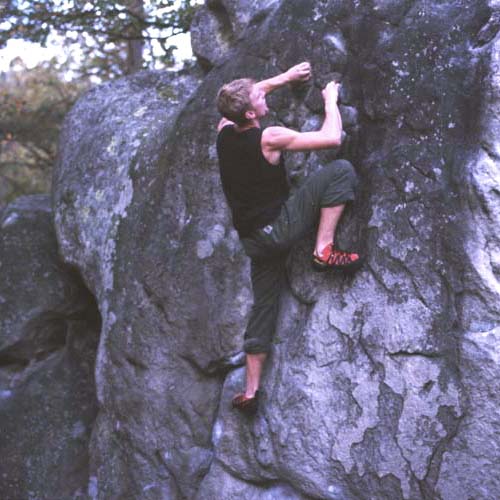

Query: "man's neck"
left=234, top=119, right=260, bottom=132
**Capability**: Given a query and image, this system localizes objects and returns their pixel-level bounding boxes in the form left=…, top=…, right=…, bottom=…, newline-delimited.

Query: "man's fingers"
left=299, top=63, right=311, bottom=78
left=289, top=62, right=311, bottom=81
left=326, top=81, right=340, bottom=89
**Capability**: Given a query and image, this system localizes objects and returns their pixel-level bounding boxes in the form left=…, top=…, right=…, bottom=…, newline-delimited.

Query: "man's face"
left=247, top=85, right=268, bottom=119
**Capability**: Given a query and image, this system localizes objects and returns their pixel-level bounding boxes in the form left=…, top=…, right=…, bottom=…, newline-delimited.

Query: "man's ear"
left=245, top=109, right=256, bottom=121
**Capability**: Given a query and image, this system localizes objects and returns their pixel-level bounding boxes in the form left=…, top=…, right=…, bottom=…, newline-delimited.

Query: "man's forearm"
left=321, top=103, right=343, bottom=143
left=256, top=72, right=291, bottom=95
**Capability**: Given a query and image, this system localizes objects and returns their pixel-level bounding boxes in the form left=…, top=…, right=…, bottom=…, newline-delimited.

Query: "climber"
left=215, top=62, right=363, bottom=414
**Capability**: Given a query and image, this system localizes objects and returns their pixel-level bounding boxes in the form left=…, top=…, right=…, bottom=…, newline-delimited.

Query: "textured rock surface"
left=191, top=0, right=279, bottom=70
left=0, top=195, right=100, bottom=499
left=434, top=8, right=500, bottom=498
left=52, top=68, right=235, bottom=500
left=51, top=0, right=500, bottom=499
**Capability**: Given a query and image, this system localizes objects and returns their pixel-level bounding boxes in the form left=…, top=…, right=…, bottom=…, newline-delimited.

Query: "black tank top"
left=216, top=125, right=290, bottom=238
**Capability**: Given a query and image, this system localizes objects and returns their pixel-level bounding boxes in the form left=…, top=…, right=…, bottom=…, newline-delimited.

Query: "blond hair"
left=216, top=78, right=256, bottom=125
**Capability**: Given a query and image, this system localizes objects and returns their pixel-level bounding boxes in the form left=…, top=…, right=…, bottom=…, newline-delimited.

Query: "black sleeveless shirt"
left=216, top=125, right=290, bottom=238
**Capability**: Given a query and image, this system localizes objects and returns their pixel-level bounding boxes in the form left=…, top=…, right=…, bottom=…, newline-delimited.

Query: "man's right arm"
left=262, top=82, right=342, bottom=152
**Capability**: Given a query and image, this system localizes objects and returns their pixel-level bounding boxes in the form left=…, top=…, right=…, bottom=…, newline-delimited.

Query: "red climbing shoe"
left=232, top=390, right=260, bottom=414
left=312, top=243, right=363, bottom=273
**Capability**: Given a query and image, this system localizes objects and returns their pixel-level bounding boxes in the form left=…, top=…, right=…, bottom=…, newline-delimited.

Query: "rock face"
left=0, top=195, right=100, bottom=499
left=51, top=1, right=500, bottom=499
left=191, top=0, right=280, bottom=70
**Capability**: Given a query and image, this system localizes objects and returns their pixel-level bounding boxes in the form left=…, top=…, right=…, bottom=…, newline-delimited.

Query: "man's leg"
left=270, top=160, right=357, bottom=247
left=275, top=160, right=361, bottom=269
left=244, top=352, right=267, bottom=397
left=234, top=160, right=359, bottom=409
left=314, top=204, right=345, bottom=257
left=232, top=255, right=286, bottom=407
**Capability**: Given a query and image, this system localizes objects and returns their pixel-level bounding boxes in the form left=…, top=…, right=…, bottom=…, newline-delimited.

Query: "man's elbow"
left=323, top=134, right=342, bottom=148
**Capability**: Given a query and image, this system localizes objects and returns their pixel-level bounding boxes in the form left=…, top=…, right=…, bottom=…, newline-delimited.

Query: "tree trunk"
left=124, top=0, right=145, bottom=74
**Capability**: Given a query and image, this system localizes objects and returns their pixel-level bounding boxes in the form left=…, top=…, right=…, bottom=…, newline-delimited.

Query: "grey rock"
left=435, top=328, right=500, bottom=499
left=435, top=7, right=500, bottom=498
left=53, top=67, right=242, bottom=499
left=339, top=105, right=358, bottom=128
left=214, top=0, right=280, bottom=35
left=0, top=195, right=99, bottom=499
left=191, top=0, right=281, bottom=70
left=190, top=5, right=234, bottom=70
left=196, top=460, right=312, bottom=499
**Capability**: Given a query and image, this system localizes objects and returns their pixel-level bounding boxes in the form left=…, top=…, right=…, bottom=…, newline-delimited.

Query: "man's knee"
left=328, top=158, right=355, bottom=175
left=325, top=159, right=358, bottom=187
left=243, top=339, right=271, bottom=354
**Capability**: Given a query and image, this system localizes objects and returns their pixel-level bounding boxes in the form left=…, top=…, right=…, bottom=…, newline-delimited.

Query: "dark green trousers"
left=239, top=159, right=359, bottom=354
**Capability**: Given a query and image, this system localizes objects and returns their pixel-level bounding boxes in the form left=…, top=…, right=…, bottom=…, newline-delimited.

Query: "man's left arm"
left=256, top=61, right=311, bottom=95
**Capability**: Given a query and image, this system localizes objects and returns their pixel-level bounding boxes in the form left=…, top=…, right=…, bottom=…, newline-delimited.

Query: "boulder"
left=52, top=0, right=500, bottom=498
left=0, top=194, right=100, bottom=499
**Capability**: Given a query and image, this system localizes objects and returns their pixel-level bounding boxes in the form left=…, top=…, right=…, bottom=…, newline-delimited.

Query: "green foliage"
left=0, top=0, right=202, bottom=79
left=0, top=0, right=203, bottom=207
left=0, top=58, right=90, bottom=207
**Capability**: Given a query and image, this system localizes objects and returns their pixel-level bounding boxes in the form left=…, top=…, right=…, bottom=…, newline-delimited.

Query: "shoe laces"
left=323, top=244, right=358, bottom=266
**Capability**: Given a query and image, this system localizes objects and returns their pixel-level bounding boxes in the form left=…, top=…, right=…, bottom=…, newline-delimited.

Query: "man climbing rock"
left=215, top=62, right=363, bottom=414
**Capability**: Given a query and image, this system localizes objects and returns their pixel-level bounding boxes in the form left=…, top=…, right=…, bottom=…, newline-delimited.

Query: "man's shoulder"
left=216, top=124, right=234, bottom=148
left=217, top=118, right=235, bottom=133
left=217, top=124, right=233, bottom=135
